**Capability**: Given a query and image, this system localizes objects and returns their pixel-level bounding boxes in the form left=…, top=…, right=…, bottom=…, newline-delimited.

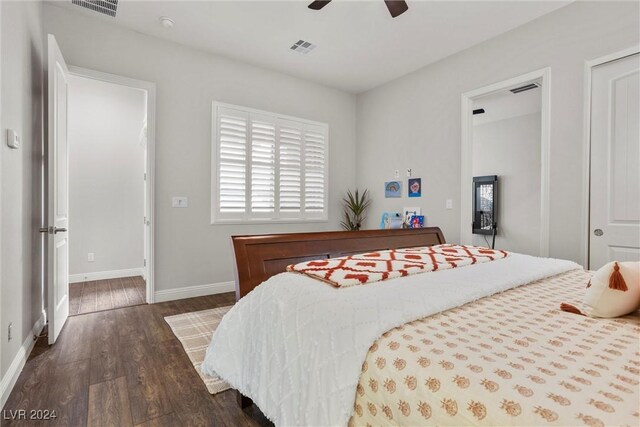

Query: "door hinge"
left=144, top=173, right=147, bottom=181
left=143, top=259, right=146, bottom=267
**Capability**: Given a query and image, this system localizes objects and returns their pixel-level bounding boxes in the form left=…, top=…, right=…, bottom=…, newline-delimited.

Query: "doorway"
left=461, top=68, right=551, bottom=256
left=586, top=50, right=640, bottom=269
left=470, top=82, right=542, bottom=255
left=66, top=67, right=156, bottom=315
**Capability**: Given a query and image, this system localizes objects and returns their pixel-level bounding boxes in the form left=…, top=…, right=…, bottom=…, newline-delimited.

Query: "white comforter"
left=201, top=253, right=580, bottom=427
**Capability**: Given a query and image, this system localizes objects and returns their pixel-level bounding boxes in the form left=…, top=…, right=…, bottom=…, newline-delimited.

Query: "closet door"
left=590, top=53, right=640, bottom=269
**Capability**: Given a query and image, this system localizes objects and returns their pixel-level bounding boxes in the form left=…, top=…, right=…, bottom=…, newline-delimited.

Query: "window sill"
left=210, top=218, right=329, bottom=226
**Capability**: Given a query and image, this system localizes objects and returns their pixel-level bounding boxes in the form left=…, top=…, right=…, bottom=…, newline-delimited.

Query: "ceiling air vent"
left=71, top=0, right=118, bottom=17
left=290, top=40, right=316, bottom=54
left=510, top=82, right=539, bottom=94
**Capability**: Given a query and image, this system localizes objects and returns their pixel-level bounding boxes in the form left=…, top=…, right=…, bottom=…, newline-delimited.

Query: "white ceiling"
left=49, top=0, right=571, bottom=93
left=473, top=84, right=541, bottom=125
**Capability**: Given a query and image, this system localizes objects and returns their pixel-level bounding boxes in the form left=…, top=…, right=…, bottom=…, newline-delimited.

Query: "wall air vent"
left=71, top=0, right=118, bottom=17
left=290, top=39, right=316, bottom=54
left=510, top=82, right=539, bottom=94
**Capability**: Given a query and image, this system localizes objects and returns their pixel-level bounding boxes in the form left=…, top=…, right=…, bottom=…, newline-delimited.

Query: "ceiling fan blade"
left=384, top=0, right=408, bottom=18
left=308, top=0, right=332, bottom=11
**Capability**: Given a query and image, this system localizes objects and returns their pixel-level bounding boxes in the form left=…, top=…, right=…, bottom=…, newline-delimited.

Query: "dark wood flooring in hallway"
left=2, top=292, right=272, bottom=427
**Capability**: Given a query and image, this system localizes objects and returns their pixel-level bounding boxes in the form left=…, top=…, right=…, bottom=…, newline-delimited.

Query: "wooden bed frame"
left=231, top=227, right=446, bottom=300
left=229, top=227, right=446, bottom=408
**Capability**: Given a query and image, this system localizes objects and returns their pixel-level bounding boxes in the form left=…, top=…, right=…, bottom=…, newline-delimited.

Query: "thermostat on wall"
left=6, top=129, right=20, bottom=149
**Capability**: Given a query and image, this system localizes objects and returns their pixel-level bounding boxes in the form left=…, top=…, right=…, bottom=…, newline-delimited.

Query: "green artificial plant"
left=341, top=189, right=372, bottom=231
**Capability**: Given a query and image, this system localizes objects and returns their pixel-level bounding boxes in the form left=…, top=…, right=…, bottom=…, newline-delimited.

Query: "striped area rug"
left=165, top=306, right=232, bottom=394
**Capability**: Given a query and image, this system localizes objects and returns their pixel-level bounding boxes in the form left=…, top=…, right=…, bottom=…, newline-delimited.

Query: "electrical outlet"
left=8, top=322, right=12, bottom=341
left=88, top=252, right=95, bottom=262
left=394, top=170, right=399, bottom=178
left=406, top=168, right=412, bottom=177
left=172, top=196, right=188, bottom=208
left=446, top=199, right=453, bottom=210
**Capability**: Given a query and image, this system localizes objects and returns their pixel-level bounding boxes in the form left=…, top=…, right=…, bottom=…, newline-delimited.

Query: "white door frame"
left=67, top=66, right=157, bottom=303
left=460, top=68, right=551, bottom=256
left=0, top=3, right=3, bottom=362
left=581, top=45, right=640, bottom=269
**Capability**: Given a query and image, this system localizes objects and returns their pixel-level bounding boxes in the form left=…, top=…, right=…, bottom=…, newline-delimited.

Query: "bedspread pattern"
left=287, top=244, right=508, bottom=288
left=351, top=268, right=640, bottom=427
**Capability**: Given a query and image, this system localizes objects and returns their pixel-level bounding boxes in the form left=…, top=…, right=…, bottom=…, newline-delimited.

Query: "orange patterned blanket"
left=287, top=244, right=509, bottom=288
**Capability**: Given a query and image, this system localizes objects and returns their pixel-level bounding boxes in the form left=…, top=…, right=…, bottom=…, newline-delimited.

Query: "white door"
left=46, top=34, right=70, bottom=344
left=590, top=53, right=640, bottom=269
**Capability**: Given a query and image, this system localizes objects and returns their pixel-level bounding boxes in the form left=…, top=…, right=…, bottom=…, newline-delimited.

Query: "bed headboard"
left=231, top=227, right=445, bottom=300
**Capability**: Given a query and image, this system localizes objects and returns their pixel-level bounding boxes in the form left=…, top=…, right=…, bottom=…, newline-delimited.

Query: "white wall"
left=68, top=76, right=146, bottom=277
left=471, top=113, right=541, bottom=255
left=43, top=4, right=357, bottom=293
left=0, top=0, right=44, bottom=386
left=356, top=1, right=640, bottom=264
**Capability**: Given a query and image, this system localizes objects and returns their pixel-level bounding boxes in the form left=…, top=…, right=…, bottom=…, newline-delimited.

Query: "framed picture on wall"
left=385, top=181, right=402, bottom=198
left=408, top=178, right=421, bottom=197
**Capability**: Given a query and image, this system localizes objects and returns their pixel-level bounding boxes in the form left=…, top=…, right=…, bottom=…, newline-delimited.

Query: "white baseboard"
left=0, top=312, right=46, bottom=409
left=154, top=281, right=234, bottom=303
left=69, top=267, right=144, bottom=284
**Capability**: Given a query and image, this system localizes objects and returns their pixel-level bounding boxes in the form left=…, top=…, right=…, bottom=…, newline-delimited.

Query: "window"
left=212, top=102, right=329, bottom=223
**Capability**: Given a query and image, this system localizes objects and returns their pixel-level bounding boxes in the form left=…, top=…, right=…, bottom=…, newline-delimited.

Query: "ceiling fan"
left=308, top=0, right=409, bottom=18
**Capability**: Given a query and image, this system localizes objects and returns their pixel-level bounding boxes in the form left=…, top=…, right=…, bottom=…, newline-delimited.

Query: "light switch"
left=88, top=253, right=95, bottom=262
left=6, top=129, right=20, bottom=149
left=172, top=196, right=188, bottom=208
left=446, top=199, right=453, bottom=210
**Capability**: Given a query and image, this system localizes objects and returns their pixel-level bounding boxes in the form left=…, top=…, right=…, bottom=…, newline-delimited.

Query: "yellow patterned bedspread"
left=350, top=269, right=640, bottom=427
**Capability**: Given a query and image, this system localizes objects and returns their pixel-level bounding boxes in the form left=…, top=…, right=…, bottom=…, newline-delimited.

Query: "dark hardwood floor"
left=2, top=293, right=273, bottom=427
left=69, top=276, right=146, bottom=316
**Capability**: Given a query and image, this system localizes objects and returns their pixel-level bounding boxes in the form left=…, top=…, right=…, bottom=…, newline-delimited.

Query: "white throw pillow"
left=561, top=261, right=640, bottom=318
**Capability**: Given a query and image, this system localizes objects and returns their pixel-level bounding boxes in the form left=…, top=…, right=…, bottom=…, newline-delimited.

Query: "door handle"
left=593, top=229, right=604, bottom=236
left=39, top=227, right=67, bottom=234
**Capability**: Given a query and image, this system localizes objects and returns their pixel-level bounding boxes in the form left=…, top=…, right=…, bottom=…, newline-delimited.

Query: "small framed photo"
left=408, top=178, right=422, bottom=198
left=380, top=212, right=403, bottom=229
left=403, top=207, right=421, bottom=228
left=385, top=181, right=402, bottom=198
left=410, top=215, right=424, bottom=229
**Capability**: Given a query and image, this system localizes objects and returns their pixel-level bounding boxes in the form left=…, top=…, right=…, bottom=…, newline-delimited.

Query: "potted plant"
left=341, top=189, right=371, bottom=231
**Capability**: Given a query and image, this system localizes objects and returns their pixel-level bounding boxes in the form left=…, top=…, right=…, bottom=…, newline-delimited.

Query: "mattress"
left=351, top=269, right=640, bottom=427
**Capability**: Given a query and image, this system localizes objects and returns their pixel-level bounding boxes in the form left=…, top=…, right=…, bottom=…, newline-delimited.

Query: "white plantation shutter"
left=278, top=120, right=303, bottom=215
left=250, top=116, right=276, bottom=214
left=216, top=108, right=248, bottom=215
left=303, top=125, right=326, bottom=216
left=212, top=102, right=328, bottom=223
